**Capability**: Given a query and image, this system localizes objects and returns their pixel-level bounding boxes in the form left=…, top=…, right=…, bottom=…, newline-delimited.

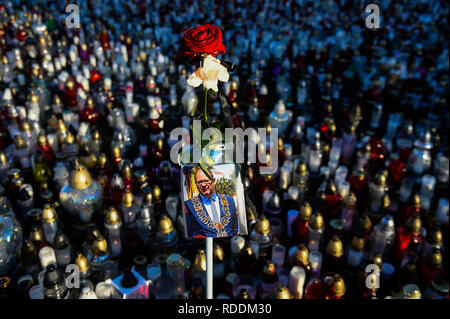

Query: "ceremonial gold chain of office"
left=192, top=194, right=231, bottom=236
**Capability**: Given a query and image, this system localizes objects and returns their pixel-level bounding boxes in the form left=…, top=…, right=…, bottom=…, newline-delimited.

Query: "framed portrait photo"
left=181, top=163, right=248, bottom=239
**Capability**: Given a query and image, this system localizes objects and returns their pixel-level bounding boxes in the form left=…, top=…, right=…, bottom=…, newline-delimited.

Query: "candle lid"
left=42, top=204, right=56, bottom=223
left=426, top=248, right=443, bottom=269
left=153, top=185, right=161, bottom=200
left=237, top=289, right=250, bottom=299
left=402, top=284, right=421, bottom=299
left=69, top=162, right=93, bottom=190
left=255, top=215, right=271, bottom=235
left=193, top=250, right=207, bottom=272
left=158, top=215, right=174, bottom=234
left=263, top=261, right=277, bottom=276
left=213, top=244, right=225, bottom=263
left=310, top=212, right=324, bottom=231
left=92, top=236, right=108, bottom=254
left=30, top=225, right=44, bottom=243
left=75, top=253, right=90, bottom=273
left=121, top=188, right=134, bottom=207
left=105, top=207, right=121, bottom=226
left=166, top=253, right=184, bottom=269
left=431, top=278, right=449, bottom=294
left=426, top=227, right=443, bottom=246
left=329, top=274, right=346, bottom=298
left=272, top=283, right=291, bottom=299
left=112, top=145, right=121, bottom=157
left=325, top=236, right=343, bottom=258
left=299, top=202, right=312, bottom=220
left=406, top=215, right=422, bottom=234
left=293, top=244, right=310, bottom=265
left=358, top=214, right=372, bottom=233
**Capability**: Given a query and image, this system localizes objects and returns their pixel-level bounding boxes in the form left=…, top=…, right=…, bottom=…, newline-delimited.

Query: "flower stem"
left=204, top=88, right=208, bottom=123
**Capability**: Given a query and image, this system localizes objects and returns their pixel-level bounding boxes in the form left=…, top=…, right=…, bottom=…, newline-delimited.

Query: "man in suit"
left=184, top=167, right=239, bottom=238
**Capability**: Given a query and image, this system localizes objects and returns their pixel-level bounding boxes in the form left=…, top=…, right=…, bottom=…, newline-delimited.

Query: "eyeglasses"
left=197, top=180, right=213, bottom=187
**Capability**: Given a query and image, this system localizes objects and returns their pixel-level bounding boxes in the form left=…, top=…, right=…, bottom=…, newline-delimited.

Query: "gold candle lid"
left=57, top=119, right=67, bottom=133
left=69, top=162, right=93, bottom=190
left=406, top=215, right=422, bottom=234
left=241, top=244, right=254, bottom=257
left=20, top=121, right=31, bottom=132
left=98, top=153, right=107, bottom=168
left=66, top=79, right=75, bottom=89
left=427, top=228, right=443, bottom=246
left=328, top=122, right=337, bottom=134
left=156, top=137, right=164, bottom=150
left=92, top=129, right=101, bottom=141
left=30, top=93, right=39, bottom=104
left=255, top=215, right=270, bottom=235
left=375, top=173, right=386, bottom=186
left=193, top=249, right=207, bottom=272
left=237, top=289, right=250, bottom=299
left=53, top=95, right=61, bottom=105
left=13, top=135, right=26, bottom=149
left=42, top=204, right=56, bottom=223
left=86, top=97, right=94, bottom=109
left=0, top=152, right=7, bottom=164
left=152, top=185, right=161, bottom=201
left=358, top=214, right=372, bottom=233
left=144, top=192, right=153, bottom=205
left=299, top=202, right=312, bottom=220
left=272, top=283, right=292, bottom=299
left=370, top=253, right=383, bottom=269
left=92, top=236, right=108, bottom=254
left=330, top=274, right=346, bottom=298
left=382, top=194, right=390, bottom=209
left=97, top=174, right=108, bottom=188
left=426, top=248, right=443, bottom=269
left=278, top=137, right=284, bottom=150
left=350, top=235, right=365, bottom=252
left=105, top=207, right=121, bottom=226
left=412, top=193, right=421, bottom=208
left=293, top=244, right=310, bottom=265
left=297, top=162, right=307, bottom=174
left=121, top=188, right=134, bottom=207
left=310, top=212, right=324, bottom=231
left=112, top=145, right=121, bottom=157
left=158, top=215, right=174, bottom=234
left=64, top=132, right=75, bottom=145
left=263, top=261, right=277, bottom=276
left=121, top=162, right=132, bottom=179
left=12, top=177, right=24, bottom=188
left=325, top=236, right=344, bottom=258
left=75, top=253, right=90, bottom=273
left=30, top=226, right=44, bottom=243
left=213, top=244, right=224, bottom=263
left=243, top=166, right=253, bottom=183
left=37, top=133, right=48, bottom=146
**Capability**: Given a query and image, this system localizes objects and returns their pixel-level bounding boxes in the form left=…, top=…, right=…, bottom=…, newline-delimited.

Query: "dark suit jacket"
left=184, top=193, right=239, bottom=238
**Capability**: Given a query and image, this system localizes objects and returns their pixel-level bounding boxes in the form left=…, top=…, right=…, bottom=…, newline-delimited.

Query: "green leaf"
left=199, top=157, right=213, bottom=180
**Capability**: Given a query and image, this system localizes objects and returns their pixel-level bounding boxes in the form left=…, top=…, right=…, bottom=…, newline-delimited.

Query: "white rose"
left=187, top=55, right=230, bottom=92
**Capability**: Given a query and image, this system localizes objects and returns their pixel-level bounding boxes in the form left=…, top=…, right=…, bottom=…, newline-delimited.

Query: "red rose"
left=184, top=24, right=226, bottom=58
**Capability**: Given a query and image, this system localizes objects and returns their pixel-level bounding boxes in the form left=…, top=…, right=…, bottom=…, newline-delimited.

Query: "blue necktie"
left=205, top=196, right=220, bottom=224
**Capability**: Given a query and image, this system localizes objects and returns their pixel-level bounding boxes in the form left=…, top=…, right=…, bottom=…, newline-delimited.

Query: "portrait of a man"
left=183, top=166, right=239, bottom=238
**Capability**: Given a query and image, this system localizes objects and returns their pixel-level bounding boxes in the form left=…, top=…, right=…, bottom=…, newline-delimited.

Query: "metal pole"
left=206, top=237, right=213, bottom=299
